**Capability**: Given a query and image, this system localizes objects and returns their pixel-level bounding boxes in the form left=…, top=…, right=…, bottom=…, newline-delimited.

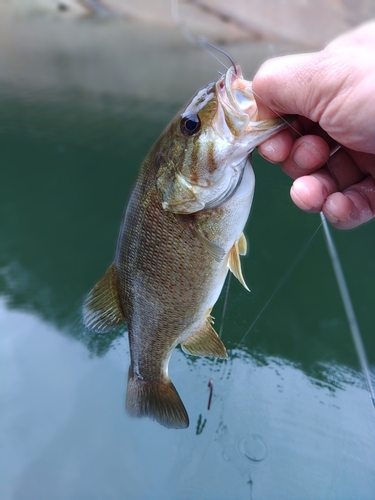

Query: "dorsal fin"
left=228, top=240, right=250, bottom=291
left=82, top=264, right=125, bottom=333
left=181, top=320, right=228, bottom=358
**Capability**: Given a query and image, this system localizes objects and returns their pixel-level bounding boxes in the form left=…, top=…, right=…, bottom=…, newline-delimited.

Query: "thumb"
left=252, top=51, right=327, bottom=122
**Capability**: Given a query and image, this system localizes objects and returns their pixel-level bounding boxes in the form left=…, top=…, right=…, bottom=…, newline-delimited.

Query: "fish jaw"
left=218, top=65, right=293, bottom=151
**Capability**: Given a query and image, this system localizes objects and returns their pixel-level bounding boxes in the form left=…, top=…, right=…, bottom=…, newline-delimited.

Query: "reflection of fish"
left=83, top=64, right=290, bottom=429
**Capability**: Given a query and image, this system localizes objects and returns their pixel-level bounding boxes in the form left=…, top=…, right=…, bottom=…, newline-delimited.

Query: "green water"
left=2, top=51, right=375, bottom=500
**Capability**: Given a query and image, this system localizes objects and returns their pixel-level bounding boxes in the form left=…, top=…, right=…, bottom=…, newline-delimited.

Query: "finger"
left=345, top=149, right=375, bottom=178
left=252, top=52, right=324, bottom=121
left=325, top=148, right=365, bottom=191
left=257, top=129, right=294, bottom=163
left=290, top=174, right=335, bottom=213
left=288, top=145, right=367, bottom=208
left=258, top=120, right=334, bottom=167
left=279, top=135, right=331, bottom=179
left=323, top=176, right=375, bottom=229
left=290, top=155, right=363, bottom=213
left=257, top=115, right=314, bottom=163
left=289, top=147, right=367, bottom=212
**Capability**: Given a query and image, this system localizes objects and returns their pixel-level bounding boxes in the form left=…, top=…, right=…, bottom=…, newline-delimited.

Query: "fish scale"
left=83, top=64, right=293, bottom=429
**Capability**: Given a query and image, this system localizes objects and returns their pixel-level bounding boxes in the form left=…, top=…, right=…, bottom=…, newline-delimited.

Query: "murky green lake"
left=1, top=19, right=375, bottom=500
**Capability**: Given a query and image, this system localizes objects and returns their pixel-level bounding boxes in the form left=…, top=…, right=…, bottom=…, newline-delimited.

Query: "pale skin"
left=252, top=21, right=375, bottom=229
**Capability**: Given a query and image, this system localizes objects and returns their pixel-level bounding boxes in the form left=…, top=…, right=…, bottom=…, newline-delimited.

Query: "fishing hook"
left=198, top=38, right=238, bottom=76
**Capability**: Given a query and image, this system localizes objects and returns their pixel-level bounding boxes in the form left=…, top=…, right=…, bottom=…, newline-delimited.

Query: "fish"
left=83, top=64, right=292, bottom=429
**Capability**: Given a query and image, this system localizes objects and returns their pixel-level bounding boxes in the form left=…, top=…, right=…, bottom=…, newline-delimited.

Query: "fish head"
left=156, top=65, right=293, bottom=214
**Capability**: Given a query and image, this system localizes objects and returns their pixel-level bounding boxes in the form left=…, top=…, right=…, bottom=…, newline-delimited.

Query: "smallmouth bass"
left=83, top=64, right=291, bottom=429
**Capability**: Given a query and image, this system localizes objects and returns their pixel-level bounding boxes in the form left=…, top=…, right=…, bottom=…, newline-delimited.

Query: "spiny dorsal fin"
left=82, top=264, right=125, bottom=333
left=228, top=241, right=250, bottom=291
left=238, top=232, right=247, bottom=256
left=181, top=320, right=228, bottom=358
left=126, top=367, right=189, bottom=429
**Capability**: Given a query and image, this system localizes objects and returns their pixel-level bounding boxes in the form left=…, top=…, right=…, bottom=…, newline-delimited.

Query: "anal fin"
left=82, top=264, right=125, bottom=333
left=181, top=321, right=228, bottom=358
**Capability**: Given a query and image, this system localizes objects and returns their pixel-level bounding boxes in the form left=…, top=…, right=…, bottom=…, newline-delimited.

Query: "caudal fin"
left=125, top=367, right=189, bottom=429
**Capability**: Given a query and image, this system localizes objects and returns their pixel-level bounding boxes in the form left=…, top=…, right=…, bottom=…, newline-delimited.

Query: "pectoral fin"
left=238, top=232, right=247, bottom=255
left=82, top=264, right=125, bottom=333
left=181, top=321, right=227, bottom=358
left=192, top=227, right=226, bottom=262
left=174, top=214, right=225, bottom=262
left=228, top=239, right=250, bottom=291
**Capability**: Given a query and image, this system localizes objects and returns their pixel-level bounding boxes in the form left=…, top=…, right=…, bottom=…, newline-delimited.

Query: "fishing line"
left=219, top=272, right=232, bottom=338
left=171, top=0, right=234, bottom=73
left=199, top=41, right=232, bottom=73
left=235, top=221, right=323, bottom=349
left=245, top=51, right=374, bottom=403
left=251, top=49, right=375, bottom=406
left=320, top=212, right=375, bottom=408
left=250, top=87, right=303, bottom=138
left=171, top=0, right=200, bottom=47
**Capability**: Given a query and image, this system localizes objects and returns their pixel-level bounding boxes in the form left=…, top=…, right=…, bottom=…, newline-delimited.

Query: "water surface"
left=1, top=24, right=375, bottom=500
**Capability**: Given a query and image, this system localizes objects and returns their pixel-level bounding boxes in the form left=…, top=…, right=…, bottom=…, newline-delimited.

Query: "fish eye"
left=180, top=114, right=201, bottom=136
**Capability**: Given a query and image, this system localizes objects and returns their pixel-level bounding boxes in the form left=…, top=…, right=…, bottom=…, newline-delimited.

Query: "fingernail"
left=290, top=184, right=311, bottom=211
left=258, top=142, right=274, bottom=161
left=293, top=142, right=325, bottom=170
left=324, top=207, right=340, bottom=224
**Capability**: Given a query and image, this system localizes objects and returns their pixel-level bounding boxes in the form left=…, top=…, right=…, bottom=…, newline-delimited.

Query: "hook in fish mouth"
left=218, top=66, right=297, bottom=140
left=213, top=66, right=260, bottom=139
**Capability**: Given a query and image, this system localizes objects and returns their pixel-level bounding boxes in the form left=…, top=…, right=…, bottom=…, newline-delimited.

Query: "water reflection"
left=3, top=296, right=375, bottom=499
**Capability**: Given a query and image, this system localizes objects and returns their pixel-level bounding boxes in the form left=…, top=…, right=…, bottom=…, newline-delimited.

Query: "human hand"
left=252, top=21, right=375, bottom=229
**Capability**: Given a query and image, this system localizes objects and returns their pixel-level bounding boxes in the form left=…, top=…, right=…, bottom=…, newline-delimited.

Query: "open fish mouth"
left=225, top=66, right=258, bottom=120
left=217, top=64, right=296, bottom=146
left=215, top=65, right=258, bottom=137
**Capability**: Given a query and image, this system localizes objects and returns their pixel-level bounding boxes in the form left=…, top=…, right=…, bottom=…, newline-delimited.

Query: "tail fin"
left=125, top=367, right=189, bottom=429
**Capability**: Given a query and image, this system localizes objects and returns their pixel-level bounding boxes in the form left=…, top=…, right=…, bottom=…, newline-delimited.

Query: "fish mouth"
left=217, top=65, right=294, bottom=145
left=225, top=66, right=258, bottom=123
